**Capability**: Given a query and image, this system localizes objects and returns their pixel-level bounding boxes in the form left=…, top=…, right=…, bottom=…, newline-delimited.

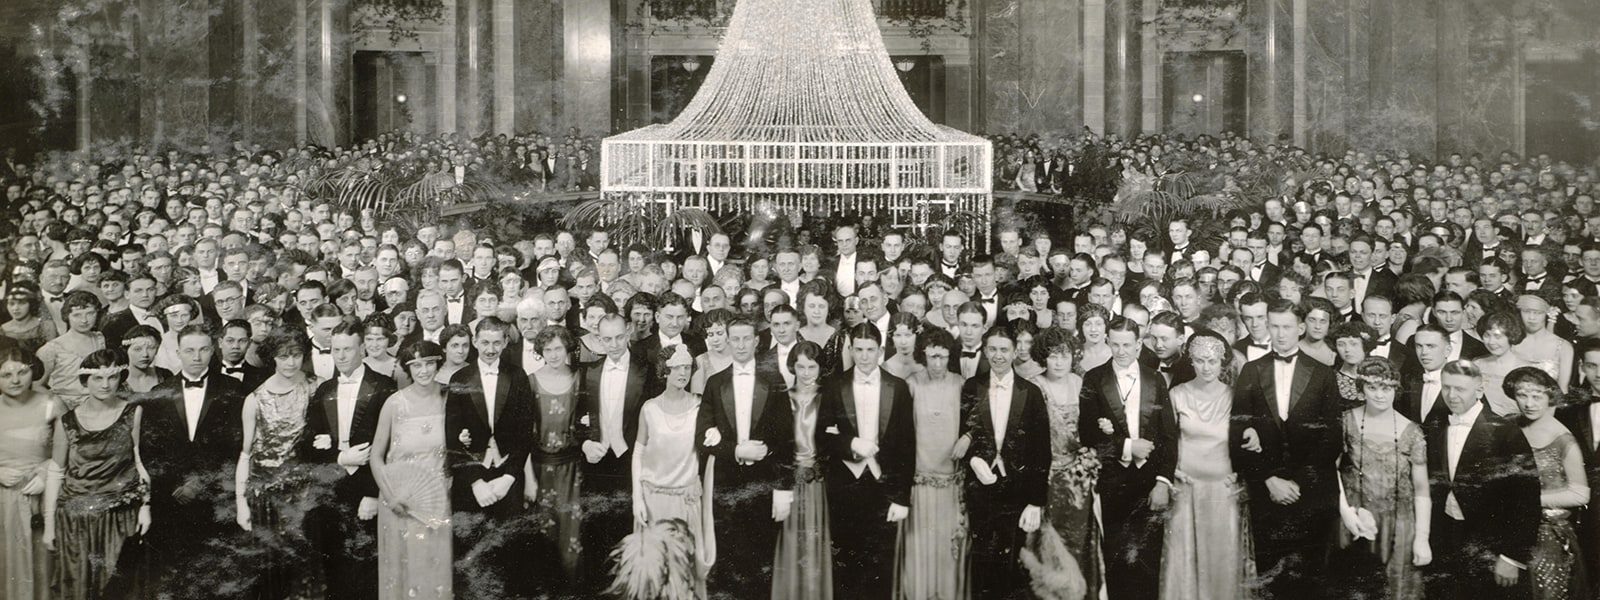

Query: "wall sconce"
left=1192, top=94, right=1205, bottom=103
left=396, top=94, right=408, bottom=104
left=895, top=59, right=916, bottom=72
left=683, top=57, right=702, bottom=72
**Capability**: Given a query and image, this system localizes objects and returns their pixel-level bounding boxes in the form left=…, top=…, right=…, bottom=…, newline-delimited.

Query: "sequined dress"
left=1332, top=410, right=1425, bottom=600
left=55, top=404, right=142, bottom=600
left=1532, top=434, right=1587, bottom=600
left=244, top=382, right=320, bottom=599
left=529, top=375, right=583, bottom=586
left=377, top=387, right=452, bottom=600
left=1026, top=373, right=1105, bottom=600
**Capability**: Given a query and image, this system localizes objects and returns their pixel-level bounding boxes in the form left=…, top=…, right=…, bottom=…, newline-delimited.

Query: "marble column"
left=493, top=0, right=514, bottom=135
left=1105, top=0, right=1141, bottom=137
left=438, top=0, right=458, bottom=134
left=1291, top=0, right=1306, bottom=147
left=375, top=55, right=394, bottom=133
left=1246, top=0, right=1292, bottom=143
left=295, top=0, right=308, bottom=143
left=563, top=0, right=612, bottom=136
left=945, top=56, right=975, bottom=132
left=1084, top=0, right=1107, bottom=134
left=1435, top=0, right=1467, bottom=153
left=1140, top=0, right=1161, bottom=133
left=137, top=0, right=213, bottom=146
left=514, top=0, right=562, bottom=133
left=461, top=0, right=482, bottom=136
left=1017, top=0, right=1081, bottom=135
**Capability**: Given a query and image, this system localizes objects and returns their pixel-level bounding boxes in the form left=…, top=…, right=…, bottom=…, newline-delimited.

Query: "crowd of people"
left=0, top=126, right=1599, bottom=600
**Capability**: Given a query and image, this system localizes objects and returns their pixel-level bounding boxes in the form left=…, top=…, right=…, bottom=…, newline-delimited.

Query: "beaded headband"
left=77, top=365, right=127, bottom=377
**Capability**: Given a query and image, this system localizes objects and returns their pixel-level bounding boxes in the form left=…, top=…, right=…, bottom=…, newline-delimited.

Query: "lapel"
left=1289, top=358, right=1311, bottom=418
left=841, top=373, right=859, bottom=435
left=625, top=358, right=644, bottom=416
left=720, top=373, right=737, bottom=433
left=877, top=376, right=894, bottom=438
left=1100, top=368, right=1126, bottom=433
left=1139, top=367, right=1159, bottom=427
left=1000, top=375, right=1023, bottom=444
left=465, top=367, right=489, bottom=427
left=322, top=385, right=341, bottom=445
left=753, top=374, right=769, bottom=434
left=1455, top=411, right=1494, bottom=482
left=493, top=366, right=510, bottom=430
left=195, top=377, right=217, bottom=434
left=1260, top=362, right=1285, bottom=426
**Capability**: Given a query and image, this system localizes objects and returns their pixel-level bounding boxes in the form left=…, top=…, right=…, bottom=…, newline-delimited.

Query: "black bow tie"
left=1273, top=352, right=1298, bottom=363
left=183, top=377, right=206, bottom=389
left=314, top=347, right=331, bottom=355
left=1376, top=337, right=1391, bottom=345
left=980, top=296, right=996, bottom=304
left=45, top=295, right=61, bottom=304
left=1157, top=363, right=1173, bottom=373
left=962, top=350, right=980, bottom=359
left=1249, top=341, right=1270, bottom=350
left=223, top=365, right=245, bottom=375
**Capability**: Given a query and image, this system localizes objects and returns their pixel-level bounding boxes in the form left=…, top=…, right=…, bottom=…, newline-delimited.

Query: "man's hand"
left=471, top=480, right=498, bottom=508
left=949, top=434, right=971, bottom=460
left=489, top=474, right=515, bottom=499
left=1018, top=505, right=1042, bottom=533
left=969, top=457, right=998, bottom=485
left=337, top=442, right=372, bottom=468
left=1130, top=439, right=1155, bottom=461
left=1148, top=484, right=1171, bottom=511
left=772, top=492, right=794, bottom=522
left=735, top=441, right=770, bottom=463
left=1265, top=477, right=1301, bottom=505
left=703, top=428, right=722, bottom=447
left=849, top=437, right=879, bottom=461
left=358, top=497, right=379, bottom=521
left=1493, top=558, right=1520, bottom=587
left=581, top=440, right=607, bottom=464
left=886, top=503, right=909, bottom=523
left=1241, top=428, right=1262, bottom=453
left=1411, top=536, right=1432, bottom=567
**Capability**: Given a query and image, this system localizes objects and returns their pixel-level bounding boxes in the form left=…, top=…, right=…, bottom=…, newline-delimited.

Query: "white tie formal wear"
left=1421, top=370, right=1442, bottom=419
left=847, top=368, right=882, bottom=479
left=601, top=357, right=629, bottom=457
left=989, top=371, right=1014, bottom=475
left=732, top=362, right=756, bottom=444
left=1443, top=402, right=1484, bottom=521
left=182, top=378, right=206, bottom=442
left=336, top=368, right=363, bottom=474
left=479, top=362, right=500, bottom=431
left=836, top=253, right=857, bottom=296
left=1117, top=365, right=1145, bottom=467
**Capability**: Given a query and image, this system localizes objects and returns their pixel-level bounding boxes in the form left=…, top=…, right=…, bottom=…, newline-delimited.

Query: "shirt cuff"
left=1155, top=476, right=1172, bottom=487
left=773, top=490, right=794, bottom=504
left=1120, top=438, right=1133, bottom=464
left=1498, top=555, right=1526, bottom=570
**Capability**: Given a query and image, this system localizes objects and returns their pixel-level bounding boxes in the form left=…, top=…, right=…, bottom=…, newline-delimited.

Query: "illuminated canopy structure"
left=600, top=0, right=993, bottom=243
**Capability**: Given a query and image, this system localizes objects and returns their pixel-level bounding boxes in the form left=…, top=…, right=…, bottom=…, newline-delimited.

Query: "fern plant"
left=562, top=196, right=723, bottom=251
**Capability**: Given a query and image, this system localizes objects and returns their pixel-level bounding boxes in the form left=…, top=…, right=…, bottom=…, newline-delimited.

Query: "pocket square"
left=825, top=425, right=840, bottom=435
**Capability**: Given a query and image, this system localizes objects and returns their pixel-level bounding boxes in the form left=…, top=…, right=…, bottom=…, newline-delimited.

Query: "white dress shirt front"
left=601, top=355, right=629, bottom=457
left=182, top=377, right=206, bottom=441
left=479, top=361, right=500, bottom=431
left=1273, top=354, right=1296, bottom=421
left=847, top=368, right=882, bottom=479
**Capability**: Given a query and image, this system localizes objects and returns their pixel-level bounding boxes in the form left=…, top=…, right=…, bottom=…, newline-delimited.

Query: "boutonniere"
left=312, top=434, right=332, bottom=450
left=1097, top=418, right=1114, bottom=435
left=579, top=414, right=590, bottom=427
left=458, top=429, right=472, bottom=446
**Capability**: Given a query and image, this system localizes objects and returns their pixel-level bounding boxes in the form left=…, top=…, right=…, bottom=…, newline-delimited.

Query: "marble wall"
left=976, top=0, right=1084, bottom=137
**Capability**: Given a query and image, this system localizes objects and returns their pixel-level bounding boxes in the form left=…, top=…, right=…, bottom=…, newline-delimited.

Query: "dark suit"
left=1423, top=403, right=1540, bottom=599
left=630, top=332, right=707, bottom=363
left=1249, top=261, right=1283, bottom=286
left=1139, top=347, right=1196, bottom=388
left=1230, top=353, right=1343, bottom=600
left=699, top=364, right=796, bottom=596
left=443, top=362, right=535, bottom=598
left=1555, top=395, right=1600, bottom=599
left=1398, top=362, right=1452, bottom=427
left=577, top=354, right=653, bottom=588
left=814, top=367, right=912, bottom=598
left=136, top=370, right=246, bottom=598
left=301, top=367, right=395, bottom=600
left=1079, top=362, right=1177, bottom=600
left=214, top=359, right=269, bottom=393
left=958, top=370, right=1051, bottom=599
left=102, top=307, right=159, bottom=348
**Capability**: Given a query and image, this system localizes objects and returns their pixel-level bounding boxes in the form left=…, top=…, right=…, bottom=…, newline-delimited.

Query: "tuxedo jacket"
left=136, top=371, right=246, bottom=518
left=577, top=354, right=655, bottom=452
left=102, top=307, right=156, bottom=349
left=301, top=368, right=397, bottom=501
left=1424, top=404, right=1540, bottom=566
left=1078, top=363, right=1179, bottom=487
left=1555, top=395, right=1600, bottom=589
left=1229, top=354, right=1343, bottom=504
left=698, top=366, right=796, bottom=494
left=631, top=332, right=707, bottom=364
left=958, top=370, right=1051, bottom=507
left=1364, top=267, right=1399, bottom=301
left=1139, top=347, right=1196, bottom=389
left=1398, top=361, right=1452, bottom=426
left=444, top=363, right=536, bottom=511
left=817, top=368, right=915, bottom=506
left=1248, top=261, right=1283, bottom=286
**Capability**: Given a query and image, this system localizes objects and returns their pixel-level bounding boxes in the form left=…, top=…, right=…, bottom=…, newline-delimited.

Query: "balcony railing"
left=642, top=0, right=960, bottom=26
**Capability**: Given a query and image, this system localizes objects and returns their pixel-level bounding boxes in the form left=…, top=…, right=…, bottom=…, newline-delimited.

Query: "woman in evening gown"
left=773, top=341, right=833, bottom=600
left=0, top=342, right=53, bottom=600
left=1329, top=357, right=1429, bottom=600
left=896, top=328, right=969, bottom=600
left=1160, top=331, right=1255, bottom=600
left=630, top=344, right=709, bottom=599
left=371, top=341, right=453, bottom=600
left=1506, top=366, right=1590, bottom=599
left=236, top=329, right=320, bottom=599
left=42, top=350, right=148, bottom=600
left=798, top=283, right=849, bottom=376
left=37, top=291, right=105, bottom=410
left=524, top=326, right=585, bottom=589
left=691, top=310, right=734, bottom=395
left=1021, top=326, right=1102, bottom=600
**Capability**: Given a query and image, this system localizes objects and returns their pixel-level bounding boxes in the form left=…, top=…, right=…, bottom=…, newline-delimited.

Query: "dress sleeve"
left=1403, top=422, right=1426, bottom=466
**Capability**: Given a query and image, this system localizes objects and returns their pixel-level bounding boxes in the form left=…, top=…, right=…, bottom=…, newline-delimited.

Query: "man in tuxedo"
left=579, top=314, right=654, bottom=589
left=699, top=317, right=797, bottom=596
left=1363, top=295, right=1418, bottom=369
left=1230, top=299, right=1343, bottom=599
left=970, top=255, right=1003, bottom=326
left=1080, top=317, right=1177, bottom=600
left=1557, top=341, right=1600, bottom=597
left=757, top=304, right=802, bottom=387
left=214, top=319, right=268, bottom=391
left=302, top=320, right=395, bottom=600
left=955, top=302, right=991, bottom=378
left=443, top=317, right=535, bottom=598
left=1167, top=219, right=1198, bottom=264
left=1424, top=360, right=1540, bottom=599
left=437, top=259, right=475, bottom=326
left=136, top=324, right=246, bottom=598
left=958, top=323, right=1051, bottom=599
left=1232, top=292, right=1274, bottom=362
left=830, top=224, right=862, bottom=296
left=1140, top=311, right=1195, bottom=388
left=1245, top=234, right=1282, bottom=285
left=631, top=292, right=706, bottom=359
left=104, top=274, right=162, bottom=348
left=938, top=231, right=967, bottom=280
left=1430, top=291, right=1489, bottom=361
left=1349, top=235, right=1397, bottom=305
left=815, top=323, right=913, bottom=597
